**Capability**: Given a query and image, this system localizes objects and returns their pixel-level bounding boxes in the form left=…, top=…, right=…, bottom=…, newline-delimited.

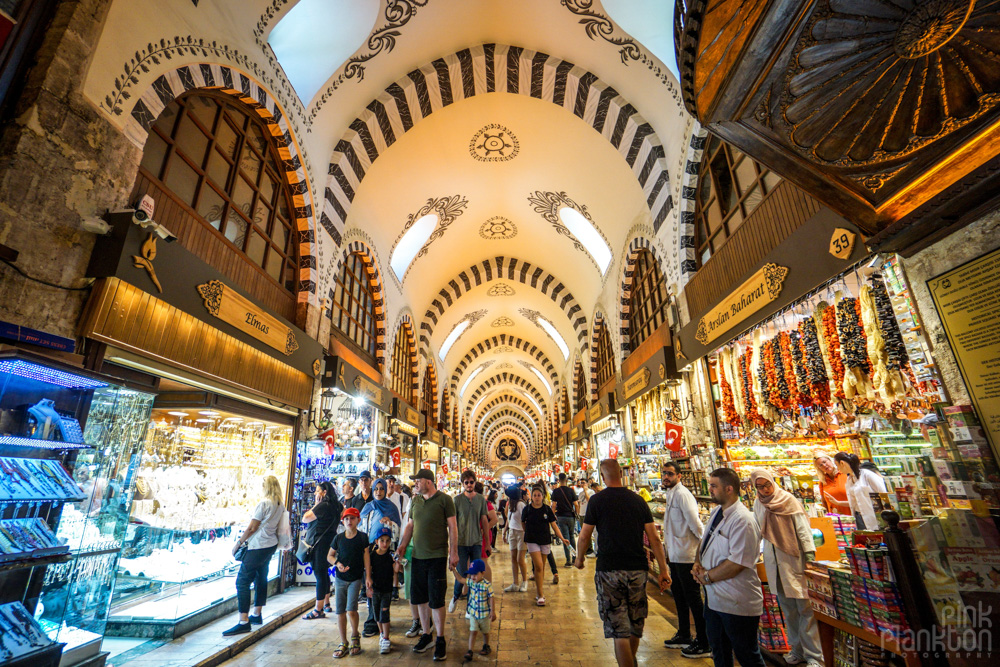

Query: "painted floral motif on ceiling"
left=526, top=190, right=610, bottom=271
left=390, top=194, right=469, bottom=282
left=470, top=124, right=520, bottom=162
left=487, top=283, right=516, bottom=297
left=479, top=216, right=517, bottom=240
left=493, top=345, right=514, bottom=354
left=491, top=316, right=514, bottom=327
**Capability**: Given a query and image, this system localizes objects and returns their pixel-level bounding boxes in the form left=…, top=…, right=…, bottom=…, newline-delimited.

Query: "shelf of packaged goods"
left=869, top=443, right=933, bottom=448
left=813, top=611, right=919, bottom=666
left=728, top=458, right=817, bottom=464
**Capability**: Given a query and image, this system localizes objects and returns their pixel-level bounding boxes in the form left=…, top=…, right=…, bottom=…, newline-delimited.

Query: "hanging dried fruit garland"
left=779, top=331, right=802, bottom=409
left=788, top=329, right=812, bottom=407
left=763, top=337, right=789, bottom=411
left=719, top=360, right=739, bottom=427
left=838, top=297, right=872, bottom=399
left=821, top=304, right=847, bottom=401
left=799, top=318, right=831, bottom=407
left=740, top=349, right=766, bottom=427
left=868, top=276, right=910, bottom=372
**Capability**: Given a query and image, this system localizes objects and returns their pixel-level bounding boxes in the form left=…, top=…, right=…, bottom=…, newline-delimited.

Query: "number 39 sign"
left=829, top=228, right=856, bottom=260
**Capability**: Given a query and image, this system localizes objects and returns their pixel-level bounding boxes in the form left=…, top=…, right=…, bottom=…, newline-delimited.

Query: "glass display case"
left=107, top=407, right=292, bottom=633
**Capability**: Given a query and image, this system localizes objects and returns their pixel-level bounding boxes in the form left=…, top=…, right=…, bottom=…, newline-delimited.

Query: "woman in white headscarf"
left=750, top=469, right=822, bottom=667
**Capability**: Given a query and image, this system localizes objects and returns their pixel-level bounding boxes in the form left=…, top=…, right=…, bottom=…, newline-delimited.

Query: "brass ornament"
left=131, top=233, right=162, bottom=293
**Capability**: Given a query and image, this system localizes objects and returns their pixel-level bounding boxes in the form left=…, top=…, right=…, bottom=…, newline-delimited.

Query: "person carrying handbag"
left=223, top=474, right=286, bottom=636
left=300, top=480, right=343, bottom=618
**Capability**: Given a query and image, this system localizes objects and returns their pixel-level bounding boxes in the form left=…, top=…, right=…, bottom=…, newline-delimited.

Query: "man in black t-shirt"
left=550, top=473, right=579, bottom=567
left=575, top=459, right=670, bottom=667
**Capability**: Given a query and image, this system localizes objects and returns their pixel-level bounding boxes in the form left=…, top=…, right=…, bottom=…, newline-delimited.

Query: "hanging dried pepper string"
left=719, top=358, right=739, bottom=427
left=789, top=329, right=812, bottom=407
left=821, top=305, right=847, bottom=401
left=740, top=349, right=766, bottom=428
left=762, top=338, right=785, bottom=411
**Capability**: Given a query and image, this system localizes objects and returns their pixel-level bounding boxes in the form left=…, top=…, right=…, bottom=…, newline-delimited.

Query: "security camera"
left=150, top=223, right=178, bottom=243
left=133, top=194, right=155, bottom=225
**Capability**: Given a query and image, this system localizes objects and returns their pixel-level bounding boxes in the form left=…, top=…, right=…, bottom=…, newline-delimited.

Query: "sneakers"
left=448, top=597, right=458, bottom=613
left=480, top=644, right=492, bottom=656
left=564, top=561, right=574, bottom=568
left=518, top=582, right=528, bottom=592
left=221, top=622, right=250, bottom=636
left=783, top=654, right=805, bottom=665
left=664, top=633, right=694, bottom=649
left=405, top=620, right=422, bottom=637
left=433, top=637, right=447, bottom=661
left=379, top=637, right=391, bottom=654
left=681, top=643, right=712, bottom=659
left=362, top=624, right=379, bottom=637
left=247, top=615, right=262, bottom=625
left=503, top=583, right=519, bottom=592
left=413, top=633, right=434, bottom=653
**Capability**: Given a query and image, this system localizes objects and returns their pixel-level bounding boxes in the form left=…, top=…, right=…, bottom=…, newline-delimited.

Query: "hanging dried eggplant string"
left=789, top=328, right=812, bottom=407
left=859, top=283, right=893, bottom=408
left=837, top=297, right=872, bottom=400
left=868, top=274, right=913, bottom=400
left=799, top=316, right=830, bottom=407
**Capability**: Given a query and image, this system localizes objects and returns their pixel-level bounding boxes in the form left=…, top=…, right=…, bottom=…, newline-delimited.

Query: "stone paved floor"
left=218, top=543, right=715, bottom=666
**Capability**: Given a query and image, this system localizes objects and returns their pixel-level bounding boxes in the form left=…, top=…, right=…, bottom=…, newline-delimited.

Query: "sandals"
left=323, top=604, right=333, bottom=613
left=553, top=573, right=559, bottom=585
left=536, top=596, right=546, bottom=606
left=333, top=642, right=348, bottom=659
left=350, top=635, right=362, bottom=656
left=302, top=609, right=325, bottom=620
left=463, top=650, right=474, bottom=662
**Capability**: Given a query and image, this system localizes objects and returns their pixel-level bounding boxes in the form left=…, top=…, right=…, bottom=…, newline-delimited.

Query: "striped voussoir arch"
left=479, top=407, right=538, bottom=438
left=483, top=420, right=535, bottom=450
left=392, top=314, right=420, bottom=400
left=572, top=356, right=588, bottom=414
left=473, top=394, right=540, bottom=426
left=465, top=372, right=549, bottom=414
left=618, top=236, right=668, bottom=355
left=421, top=257, right=588, bottom=353
left=329, top=240, right=387, bottom=369
left=678, top=128, right=708, bottom=283
left=589, top=312, right=610, bottom=401
left=449, top=334, right=558, bottom=395
left=422, top=362, right=439, bottom=415
left=126, top=63, right=318, bottom=301
left=324, top=42, right=673, bottom=250
left=486, top=430, right=530, bottom=458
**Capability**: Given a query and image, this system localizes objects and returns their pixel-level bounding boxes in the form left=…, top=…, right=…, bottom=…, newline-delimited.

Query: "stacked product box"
left=832, top=628, right=857, bottom=667
left=805, top=561, right=837, bottom=618
left=845, top=545, right=910, bottom=639
left=855, top=637, right=895, bottom=667
left=830, top=567, right=860, bottom=626
left=827, top=514, right=856, bottom=558
left=759, top=584, right=790, bottom=652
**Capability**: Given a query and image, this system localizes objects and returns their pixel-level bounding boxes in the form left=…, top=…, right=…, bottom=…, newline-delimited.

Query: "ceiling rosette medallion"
left=676, top=0, right=1000, bottom=243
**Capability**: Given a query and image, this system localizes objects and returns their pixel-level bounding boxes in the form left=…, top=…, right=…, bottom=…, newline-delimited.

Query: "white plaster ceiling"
left=82, top=0, right=689, bottom=468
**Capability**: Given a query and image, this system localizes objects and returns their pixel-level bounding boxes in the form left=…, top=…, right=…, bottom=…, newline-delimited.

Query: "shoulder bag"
left=296, top=516, right=336, bottom=564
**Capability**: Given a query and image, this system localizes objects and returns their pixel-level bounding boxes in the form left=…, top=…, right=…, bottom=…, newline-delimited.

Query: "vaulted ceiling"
left=84, top=0, right=689, bottom=469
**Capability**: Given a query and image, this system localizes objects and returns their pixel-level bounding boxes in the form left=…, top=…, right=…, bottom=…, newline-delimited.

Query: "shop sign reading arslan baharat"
left=695, top=263, right=790, bottom=345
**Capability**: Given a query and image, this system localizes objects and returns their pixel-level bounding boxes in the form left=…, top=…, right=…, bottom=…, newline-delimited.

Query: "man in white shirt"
left=660, top=462, right=710, bottom=658
left=387, top=475, right=407, bottom=517
left=693, top=468, right=765, bottom=667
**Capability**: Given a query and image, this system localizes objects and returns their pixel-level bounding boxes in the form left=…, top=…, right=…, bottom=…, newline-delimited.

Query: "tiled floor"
left=214, top=545, right=714, bottom=666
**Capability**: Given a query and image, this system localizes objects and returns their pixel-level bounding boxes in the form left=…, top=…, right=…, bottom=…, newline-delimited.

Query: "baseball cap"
left=342, top=507, right=360, bottom=520
left=375, top=526, right=393, bottom=540
left=358, top=469, right=373, bottom=479
left=410, top=469, right=435, bottom=482
left=467, top=559, right=486, bottom=575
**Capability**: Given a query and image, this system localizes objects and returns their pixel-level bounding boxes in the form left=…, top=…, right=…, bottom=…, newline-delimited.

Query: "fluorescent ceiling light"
left=391, top=213, right=438, bottom=280
left=460, top=366, right=484, bottom=399
left=536, top=315, right=569, bottom=359
left=558, top=207, right=611, bottom=274
left=529, top=366, right=552, bottom=394
left=267, top=0, right=380, bottom=103
left=438, top=320, right=471, bottom=360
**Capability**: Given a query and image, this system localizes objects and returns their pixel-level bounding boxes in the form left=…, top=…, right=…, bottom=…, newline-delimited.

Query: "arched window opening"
left=628, top=249, right=670, bottom=350
left=594, top=319, right=616, bottom=391
left=138, top=91, right=299, bottom=293
left=694, top=135, right=783, bottom=266
left=331, top=252, right=379, bottom=367
left=574, top=360, right=587, bottom=413
left=391, top=324, right=414, bottom=404
left=421, top=365, right=436, bottom=426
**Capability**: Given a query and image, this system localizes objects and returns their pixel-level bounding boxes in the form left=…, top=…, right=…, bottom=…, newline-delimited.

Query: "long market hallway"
left=219, top=544, right=714, bottom=667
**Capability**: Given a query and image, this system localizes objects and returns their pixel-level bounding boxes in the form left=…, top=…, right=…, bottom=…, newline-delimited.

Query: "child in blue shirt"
left=451, top=558, right=495, bottom=662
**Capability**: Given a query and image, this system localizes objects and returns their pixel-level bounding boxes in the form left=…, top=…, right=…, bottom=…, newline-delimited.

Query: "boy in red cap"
left=329, top=507, right=369, bottom=658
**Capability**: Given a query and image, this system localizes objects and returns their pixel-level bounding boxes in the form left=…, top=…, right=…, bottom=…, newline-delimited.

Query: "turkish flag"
left=579, top=457, right=588, bottom=470
left=608, top=443, right=619, bottom=459
left=564, top=462, right=570, bottom=473
left=389, top=447, right=401, bottom=467
left=665, top=421, right=685, bottom=452
left=442, top=464, right=449, bottom=475
left=318, top=427, right=336, bottom=455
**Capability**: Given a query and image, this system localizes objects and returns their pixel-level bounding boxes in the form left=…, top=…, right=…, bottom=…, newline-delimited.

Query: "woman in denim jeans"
left=223, top=475, right=284, bottom=636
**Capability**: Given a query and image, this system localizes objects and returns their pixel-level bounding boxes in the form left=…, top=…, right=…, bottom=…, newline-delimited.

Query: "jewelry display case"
left=106, top=407, right=291, bottom=636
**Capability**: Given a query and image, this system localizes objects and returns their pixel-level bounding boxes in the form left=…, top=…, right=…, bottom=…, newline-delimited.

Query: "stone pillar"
left=0, top=0, right=141, bottom=340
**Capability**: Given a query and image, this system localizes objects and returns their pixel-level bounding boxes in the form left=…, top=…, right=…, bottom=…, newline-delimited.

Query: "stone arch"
left=487, top=430, right=529, bottom=460
left=423, top=360, right=439, bottom=414
left=465, top=372, right=549, bottom=414
left=484, top=420, right=534, bottom=450
left=449, top=334, right=559, bottom=395
left=329, top=239, right=388, bottom=370
left=493, top=464, right=525, bottom=478
left=325, top=43, right=673, bottom=245
left=571, top=354, right=589, bottom=413
left=472, top=394, right=541, bottom=427
left=420, top=257, right=588, bottom=354
left=479, top=407, right=538, bottom=439
left=389, top=312, right=419, bottom=400
left=678, top=127, right=709, bottom=286
left=589, top=310, right=613, bottom=400
left=618, top=234, right=670, bottom=355
left=124, top=63, right=319, bottom=303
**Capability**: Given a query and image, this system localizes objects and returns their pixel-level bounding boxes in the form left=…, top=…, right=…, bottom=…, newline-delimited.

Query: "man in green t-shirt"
left=397, top=469, right=458, bottom=661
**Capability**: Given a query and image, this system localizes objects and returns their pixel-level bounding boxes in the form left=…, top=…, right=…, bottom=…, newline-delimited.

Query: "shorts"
left=526, top=542, right=550, bottom=555
left=594, top=570, right=649, bottom=639
left=410, top=557, right=448, bottom=609
left=508, top=528, right=525, bottom=552
left=334, top=577, right=362, bottom=614
left=469, top=615, right=491, bottom=633
left=370, top=589, right=392, bottom=623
